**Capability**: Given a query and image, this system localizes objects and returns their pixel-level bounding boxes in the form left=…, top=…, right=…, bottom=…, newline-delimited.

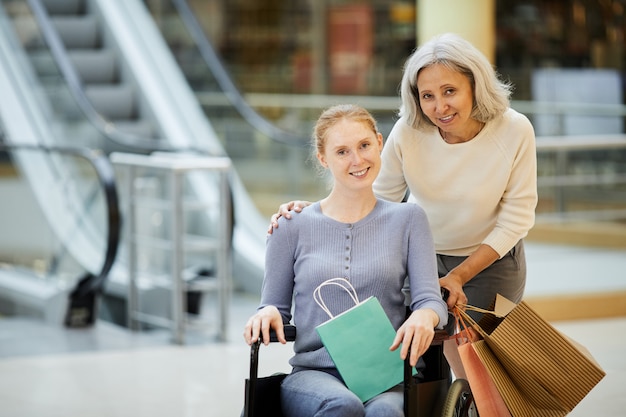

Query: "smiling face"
left=317, top=118, right=383, bottom=193
left=416, top=63, right=481, bottom=142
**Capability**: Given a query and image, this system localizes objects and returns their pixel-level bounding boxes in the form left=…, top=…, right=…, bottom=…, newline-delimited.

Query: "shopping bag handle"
left=313, top=278, right=360, bottom=319
left=449, top=306, right=481, bottom=345
left=458, top=303, right=505, bottom=318
left=453, top=305, right=492, bottom=339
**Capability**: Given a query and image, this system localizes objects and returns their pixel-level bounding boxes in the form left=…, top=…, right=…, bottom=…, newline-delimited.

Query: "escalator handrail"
left=0, top=140, right=121, bottom=296
left=171, top=0, right=308, bottom=147
left=27, top=0, right=306, bottom=153
left=26, top=0, right=190, bottom=153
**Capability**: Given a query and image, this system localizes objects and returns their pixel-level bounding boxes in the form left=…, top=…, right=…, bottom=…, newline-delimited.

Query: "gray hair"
left=399, top=33, right=512, bottom=130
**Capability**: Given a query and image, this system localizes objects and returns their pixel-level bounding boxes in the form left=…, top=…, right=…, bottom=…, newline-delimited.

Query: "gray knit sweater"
left=259, top=198, right=448, bottom=371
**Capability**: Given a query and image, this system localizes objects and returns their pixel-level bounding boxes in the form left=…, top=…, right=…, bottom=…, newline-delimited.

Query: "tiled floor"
left=0, top=242, right=625, bottom=417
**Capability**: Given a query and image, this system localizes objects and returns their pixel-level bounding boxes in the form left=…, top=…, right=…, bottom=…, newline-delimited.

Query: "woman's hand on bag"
left=243, top=305, right=285, bottom=345
left=390, top=309, right=439, bottom=367
left=439, top=272, right=468, bottom=310
left=440, top=244, right=498, bottom=310
left=267, top=200, right=312, bottom=234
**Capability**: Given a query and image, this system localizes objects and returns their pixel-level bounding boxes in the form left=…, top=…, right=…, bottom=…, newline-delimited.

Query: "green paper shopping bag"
left=314, top=278, right=406, bottom=403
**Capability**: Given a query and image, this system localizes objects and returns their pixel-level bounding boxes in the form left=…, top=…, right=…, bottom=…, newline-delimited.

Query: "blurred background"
left=0, top=0, right=624, bottom=343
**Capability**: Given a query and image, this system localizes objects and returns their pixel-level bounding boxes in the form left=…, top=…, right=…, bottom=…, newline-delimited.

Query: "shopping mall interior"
left=0, top=0, right=624, bottom=416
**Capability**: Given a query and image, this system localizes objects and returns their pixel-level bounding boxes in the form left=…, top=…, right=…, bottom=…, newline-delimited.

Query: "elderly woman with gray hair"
left=271, top=33, right=537, bottom=320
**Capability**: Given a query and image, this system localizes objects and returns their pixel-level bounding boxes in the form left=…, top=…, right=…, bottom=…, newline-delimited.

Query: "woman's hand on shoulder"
left=267, top=200, right=313, bottom=234
left=243, top=305, right=285, bottom=345
left=390, top=308, right=439, bottom=367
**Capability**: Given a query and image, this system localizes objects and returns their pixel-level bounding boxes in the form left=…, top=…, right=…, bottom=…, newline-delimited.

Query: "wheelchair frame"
left=243, top=323, right=477, bottom=417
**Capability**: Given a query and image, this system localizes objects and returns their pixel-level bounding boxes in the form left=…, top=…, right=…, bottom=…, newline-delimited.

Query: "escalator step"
left=41, top=0, right=84, bottom=15
left=85, top=84, right=136, bottom=120
left=112, top=120, right=158, bottom=139
left=51, top=16, right=99, bottom=49
left=69, top=50, right=118, bottom=84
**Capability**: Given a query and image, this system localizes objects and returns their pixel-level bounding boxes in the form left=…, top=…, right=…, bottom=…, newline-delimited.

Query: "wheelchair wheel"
left=440, top=379, right=478, bottom=417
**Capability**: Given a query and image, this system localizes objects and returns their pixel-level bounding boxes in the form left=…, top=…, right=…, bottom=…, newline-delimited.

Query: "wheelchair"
left=243, top=320, right=477, bottom=417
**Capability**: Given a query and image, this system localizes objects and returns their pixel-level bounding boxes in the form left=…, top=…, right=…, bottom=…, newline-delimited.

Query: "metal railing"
left=534, top=135, right=626, bottom=223
left=0, top=140, right=121, bottom=326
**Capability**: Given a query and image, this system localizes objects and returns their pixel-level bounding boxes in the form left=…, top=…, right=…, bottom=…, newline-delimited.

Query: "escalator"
left=0, top=0, right=313, bottom=328
left=0, top=140, right=120, bottom=327
left=142, top=0, right=326, bottom=222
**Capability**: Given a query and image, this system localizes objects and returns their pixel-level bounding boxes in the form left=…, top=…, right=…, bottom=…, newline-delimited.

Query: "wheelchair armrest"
left=249, top=325, right=296, bottom=383
left=270, top=324, right=297, bottom=343
left=246, top=325, right=296, bottom=417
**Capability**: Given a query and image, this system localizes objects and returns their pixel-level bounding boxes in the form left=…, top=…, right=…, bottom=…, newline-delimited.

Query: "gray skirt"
left=437, top=240, right=526, bottom=321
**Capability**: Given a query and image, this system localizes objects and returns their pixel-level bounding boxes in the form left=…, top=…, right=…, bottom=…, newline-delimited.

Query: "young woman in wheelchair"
left=243, top=104, right=448, bottom=417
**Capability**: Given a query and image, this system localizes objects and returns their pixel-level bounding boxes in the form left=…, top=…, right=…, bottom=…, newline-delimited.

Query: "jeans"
left=281, top=369, right=404, bottom=417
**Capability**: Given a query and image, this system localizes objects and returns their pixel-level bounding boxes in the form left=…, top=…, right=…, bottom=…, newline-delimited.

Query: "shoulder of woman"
left=502, top=107, right=533, bottom=129
left=486, top=109, right=534, bottom=142
left=391, top=116, right=423, bottom=136
left=381, top=200, right=427, bottom=219
left=268, top=209, right=312, bottom=246
left=288, top=202, right=318, bottom=221
left=272, top=203, right=317, bottom=233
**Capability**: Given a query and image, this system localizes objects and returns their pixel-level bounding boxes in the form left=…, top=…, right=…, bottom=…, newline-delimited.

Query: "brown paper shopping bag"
left=444, top=308, right=512, bottom=417
left=460, top=295, right=606, bottom=417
